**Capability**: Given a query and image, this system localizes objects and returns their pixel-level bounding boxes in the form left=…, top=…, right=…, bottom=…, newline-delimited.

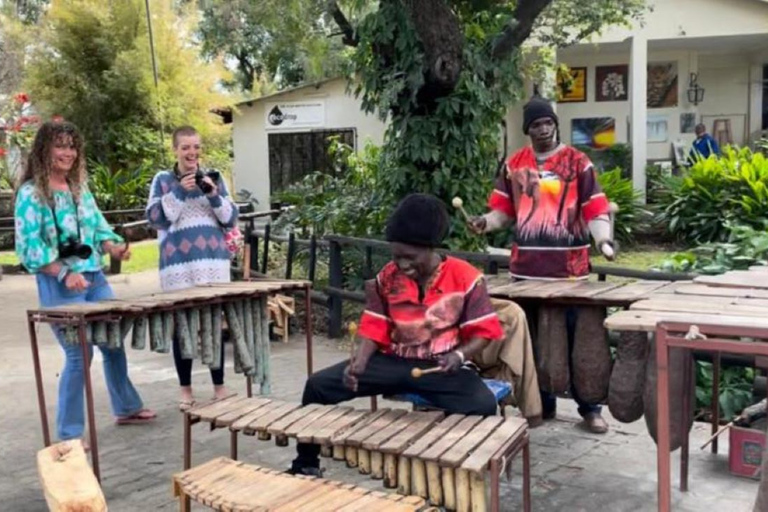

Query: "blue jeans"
left=37, top=271, right=144, bottom=441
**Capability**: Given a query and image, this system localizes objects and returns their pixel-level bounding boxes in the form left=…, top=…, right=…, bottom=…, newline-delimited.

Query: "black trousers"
left=172, top=334, right=225, bottom=387
left=292, top=352, right=497, bottom=470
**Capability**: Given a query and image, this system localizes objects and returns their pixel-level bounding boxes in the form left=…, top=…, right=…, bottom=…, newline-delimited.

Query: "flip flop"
left=179, top=399, right=197, bottom=412
left=115, top=408, right=157, bottom=425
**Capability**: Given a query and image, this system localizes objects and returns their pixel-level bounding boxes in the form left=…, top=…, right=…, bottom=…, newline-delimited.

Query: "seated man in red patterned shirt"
left=288, top=193, right=505, bottom=476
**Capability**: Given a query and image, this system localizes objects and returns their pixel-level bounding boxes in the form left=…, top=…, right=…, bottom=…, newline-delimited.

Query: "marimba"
left=27, top=278, right=313, bottom=482
left=173, top=457, right=430, bottom=511
left=184, top=396, right=530, bottom=512
left=605, top=269, right=768, bottom=511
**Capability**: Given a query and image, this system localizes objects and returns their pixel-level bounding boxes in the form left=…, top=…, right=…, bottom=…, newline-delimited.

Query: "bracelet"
left=57, top=265, right=70, bottom=283
left=454, top=350, right=465, bottom=364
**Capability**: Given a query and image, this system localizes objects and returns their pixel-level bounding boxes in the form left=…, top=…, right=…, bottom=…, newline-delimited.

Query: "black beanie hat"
left=522, top=96, right=559, bottom=135
left=385, top=193, right=449, bottom=248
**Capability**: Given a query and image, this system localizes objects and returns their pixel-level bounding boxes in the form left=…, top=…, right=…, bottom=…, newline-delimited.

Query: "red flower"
left=51, top=115, right=64, bottom=123
left=0, top=147, right=6, bottom=158
left=13, top=92, right=29, bottom=104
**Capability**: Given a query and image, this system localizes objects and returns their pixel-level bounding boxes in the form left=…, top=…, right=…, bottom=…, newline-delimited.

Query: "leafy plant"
left=0, top=92, right=41, bottom=189
left=596, top=168, right=650, bottom=246
left=272, top=139, right=389, bottom=239
left=577, top=143, right=632, bottom=177
left=656, top=147, right=768, bottom=245
left=88, top=161, right=155, bottom=211
left=695, top=361, right=754, bottom=422
left=655, top=222, right=768, bottom=275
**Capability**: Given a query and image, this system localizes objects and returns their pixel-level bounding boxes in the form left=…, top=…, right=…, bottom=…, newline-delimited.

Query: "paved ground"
left=0, top=271, right=761, bottom=511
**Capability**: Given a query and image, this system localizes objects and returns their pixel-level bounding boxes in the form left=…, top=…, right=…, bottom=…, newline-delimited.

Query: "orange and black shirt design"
left=488, top=145, right=610, bottom=280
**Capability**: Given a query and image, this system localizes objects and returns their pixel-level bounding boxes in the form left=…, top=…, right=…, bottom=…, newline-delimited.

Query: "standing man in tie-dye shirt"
left=289, top=193, right=505, bottom=477
left=468, top=96, right=615, bottom=434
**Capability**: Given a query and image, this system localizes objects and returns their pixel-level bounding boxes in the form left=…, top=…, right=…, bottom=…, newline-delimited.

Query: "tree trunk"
left=402, top=0, right=463, bottom=100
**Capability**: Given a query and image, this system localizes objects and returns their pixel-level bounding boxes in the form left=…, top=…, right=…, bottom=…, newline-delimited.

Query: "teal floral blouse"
left=14, top=181, right=122, bottom=274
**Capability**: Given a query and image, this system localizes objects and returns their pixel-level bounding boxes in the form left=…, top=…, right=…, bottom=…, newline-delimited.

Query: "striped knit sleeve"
left=146, top=171, right=184, bottom=229
left=207, top=177, right=238, bottom=228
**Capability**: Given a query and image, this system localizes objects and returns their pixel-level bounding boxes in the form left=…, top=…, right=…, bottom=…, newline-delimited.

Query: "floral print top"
left=14, top=180, right=122, bottom=274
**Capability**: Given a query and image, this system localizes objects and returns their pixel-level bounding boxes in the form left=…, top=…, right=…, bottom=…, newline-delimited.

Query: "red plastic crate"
left=729, top=425, right=765, bottom=479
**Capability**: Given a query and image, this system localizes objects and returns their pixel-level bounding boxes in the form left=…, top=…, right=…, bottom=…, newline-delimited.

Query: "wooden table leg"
left=655, top=326, right=672, bottom=512
left=680, top=350, right=692, bottom=492
left=711, top=353, right=721, bottom=455
left=79, top=320, right=100, bottom=482
left=523, top=440, right=531, bottom=512
left=230, top=430, right=238, bottom=460
left=184, top=413, right=192, bottom=470
left=29, top=314, right=51, bottom=447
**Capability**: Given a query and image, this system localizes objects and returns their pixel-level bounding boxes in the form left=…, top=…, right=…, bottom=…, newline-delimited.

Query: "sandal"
left=179, top=399, right=197, bottom=412
left=115, top=408, right=157, bottom=425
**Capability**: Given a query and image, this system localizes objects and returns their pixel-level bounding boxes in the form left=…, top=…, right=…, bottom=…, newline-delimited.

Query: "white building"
left=224, top=78, right=386, bottom=210
left=223, top=0, right=768, bottom=206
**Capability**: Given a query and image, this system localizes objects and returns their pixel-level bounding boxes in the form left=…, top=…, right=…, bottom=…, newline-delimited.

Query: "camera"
left=195, top=170, right=221, bottom=194
left=59, top=238, right=93, bottom=260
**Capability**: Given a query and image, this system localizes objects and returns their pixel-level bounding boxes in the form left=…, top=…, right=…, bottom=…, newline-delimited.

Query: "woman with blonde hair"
left=15, top=121, right=155, bottom=445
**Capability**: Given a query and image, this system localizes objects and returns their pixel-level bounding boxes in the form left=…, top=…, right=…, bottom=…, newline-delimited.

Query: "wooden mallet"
left=348, top=321, right=358, bottom=359
left=411, top=366, right=443, bottom=378
left=452, top=197, right=471, bottom=222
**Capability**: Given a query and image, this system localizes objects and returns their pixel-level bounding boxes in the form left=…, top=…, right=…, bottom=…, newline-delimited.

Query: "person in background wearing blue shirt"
left=688, top=123, right=721, bottom=163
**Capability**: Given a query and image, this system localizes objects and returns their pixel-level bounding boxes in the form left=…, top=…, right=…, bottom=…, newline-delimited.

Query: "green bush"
left=88, top=161, right=155, bottom=211
left=696, top=362, right=754, bottom=422
left=272, top=139, right=389, bottom=239
left=577, top=143, right=632, bottom=176
left=654, top=222, right=768, bottom=274
left=657, top=147, right=768, bottom=245
left=597, top=168, right=650, bottom=247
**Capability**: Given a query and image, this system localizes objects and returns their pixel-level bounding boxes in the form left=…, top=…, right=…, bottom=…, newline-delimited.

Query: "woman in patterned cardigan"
left=146, top=126, right=238, bottom=411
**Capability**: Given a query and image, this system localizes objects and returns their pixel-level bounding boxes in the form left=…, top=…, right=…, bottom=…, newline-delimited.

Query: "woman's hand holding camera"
left=179, top=172, right=198, bottom=192
left=200, top=175, right=218, bottom=197
left=64, top=272, right=89, bottom=292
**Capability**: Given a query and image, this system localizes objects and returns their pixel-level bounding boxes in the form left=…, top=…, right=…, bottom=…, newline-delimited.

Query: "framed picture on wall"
left=571, top=117, right=616, bottom=148
left=557, top=67, right=587, bottom=103
left=680, top=113, right=697, bottom=134
left=647, top=114, right=669, bottom=142
left=647, top=62, right=678, bottom=108
left=595, top=65, right=629, bottom=102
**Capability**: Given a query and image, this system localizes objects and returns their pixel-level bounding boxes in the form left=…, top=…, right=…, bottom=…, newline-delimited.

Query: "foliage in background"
left=272, top=139, right=388, bottom=238
left=656, top=147, right=768, bottom=245
left=23, top=0, right=231, bottom=208
left=332, top=0, right=645, bottom=251
left=577, top=143, right=632, bottom=176
left=88, top=162, right=155, bottom=211
left=0, top=92, right=40, bottom=188
left=695, top=361, right=754, bottom=422
left=195, top=0, right=358, bottom=93
left=655, top=222, right=768, bottom=274
left=596, top=167, right=649, bottom=247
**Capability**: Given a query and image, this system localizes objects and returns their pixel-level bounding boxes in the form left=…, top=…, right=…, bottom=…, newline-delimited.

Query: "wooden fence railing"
left=246, top=229, right=697, bottom=338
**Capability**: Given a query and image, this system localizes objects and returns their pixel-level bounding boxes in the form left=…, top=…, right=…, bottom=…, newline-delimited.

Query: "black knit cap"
left=385, top=193, right=449, bottom=248
left=522, top=96, right=559, bottom=135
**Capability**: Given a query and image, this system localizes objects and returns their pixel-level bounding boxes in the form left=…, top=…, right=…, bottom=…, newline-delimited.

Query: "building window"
left=268, top=129, right=355, bottom=194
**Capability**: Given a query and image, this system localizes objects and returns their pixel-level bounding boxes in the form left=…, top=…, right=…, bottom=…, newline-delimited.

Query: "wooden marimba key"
left=186, top=398, right=531, bottom=512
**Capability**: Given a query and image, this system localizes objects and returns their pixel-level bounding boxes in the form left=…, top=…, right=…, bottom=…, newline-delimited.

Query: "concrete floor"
left=0, top=271, right=760, bottom=511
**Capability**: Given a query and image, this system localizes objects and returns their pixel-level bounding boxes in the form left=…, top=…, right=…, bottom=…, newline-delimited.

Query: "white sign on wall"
left=265, top=101, right=325, bottom=130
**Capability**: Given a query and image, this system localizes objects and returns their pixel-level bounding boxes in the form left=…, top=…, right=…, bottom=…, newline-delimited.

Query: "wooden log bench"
left=37, top=441, right=107, bottom=512
left=172, top=457, right=431, bottom=512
